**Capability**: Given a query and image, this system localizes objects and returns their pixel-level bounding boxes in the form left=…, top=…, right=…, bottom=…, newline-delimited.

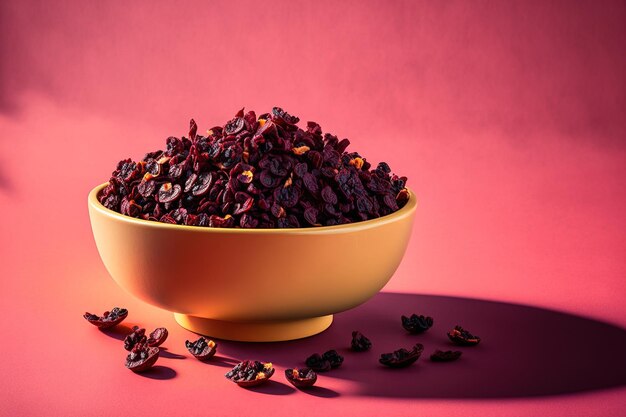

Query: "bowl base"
left=173, top=313, right=333, bottom=342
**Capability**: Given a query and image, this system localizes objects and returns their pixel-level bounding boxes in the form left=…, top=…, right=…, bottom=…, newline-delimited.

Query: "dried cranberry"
left=351, top=331, right=372, bottom=352
left=285, top=368, right=317, bottom=388
left=294, top=162, right=308, bottom=177
left=224, top=117, right=245, bottom=135
left=184, top=172, right=198, bottom=192
left=321, top=185, right=338, bottom=204
left=185, top=337, right=217, bottom=361
left=147, top=327, right=168, bottom=347
left=233, top=197, right=254, bottom=215
left=305, top=353, right=331, bottom=372
left=306, top=350, right=343, bottom=371
left=259, top=170, right=276, bottom=188
left=302, top=172, right=320, bottom=194
left=430, top=350, right=462, bottom=362
left=323, top=350, right=344, bottom=368
left=137, top=179, right=156, bottom=198
left=83, top=307, right=128, bottom=329
left=189, top=119, right=198, bottom=140
left=396, top=188, right=410, bottom=207
left=447, top=326, right=481, bottom=346
left=237, top=170, right=254, bottom=184
left=209, top=214, right=234, bottom=228
left=225, top=360, right=275, bottom=387
left=158, top=183, right=182, bottom=203
left=192, top=172, right=213, bottom=196
left=303, top=207, right=319, bottom=225
left=271, top=107, right=299, bottom=125
left=124, top=326, right=147, bottom=351
left=401, top=314, right=434, bottom=334
left=379, top=344, right=424, bottom=368
left=273, top=184, right=299, bottom=208
left=383, top=193, right=399, bottom=210
left=125, top=343, right=159, bottom=372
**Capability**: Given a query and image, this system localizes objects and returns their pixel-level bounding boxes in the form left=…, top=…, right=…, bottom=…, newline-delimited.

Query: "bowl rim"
left=89, top=182, right=416, bottom=234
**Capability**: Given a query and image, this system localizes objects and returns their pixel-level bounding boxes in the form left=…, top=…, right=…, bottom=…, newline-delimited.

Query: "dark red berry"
left=447, top=326, right=481, bottom=346
left=147, top=327, right=168, bottom=347
left=379, top=343, right=424, bottom=368
left=401, top=314, right=434, bottom=334
left=430, top=350, right=462, bottom=362
left=124, top=326, right=147, bottom=351
left=271, top=107, right=300, bottom=125
left=158, top=182, right=182, bottom=203
left=125, top=343, right=159, bottom=372
left=322, top=350, right=344, bottom=368
left=225, top=360, right=275, bottom=387
left=185, top=337, right=217, bottom=361
left=191, top=172, right=214, bottom=196
left=285, top=368, right=317, bottom=388
left=305, top=353, right=330, bottom=372
left=351, top=331, right=372, bottom=352
left=83, top=307, right=128, bottom=329
left=224, top=117, right=245, bottom=135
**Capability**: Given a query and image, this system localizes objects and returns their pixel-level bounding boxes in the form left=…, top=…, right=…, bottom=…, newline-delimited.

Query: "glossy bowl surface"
left=88, top=183, right=416, bottom=341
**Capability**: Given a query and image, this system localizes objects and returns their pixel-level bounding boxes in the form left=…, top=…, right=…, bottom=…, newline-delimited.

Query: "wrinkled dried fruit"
left=379, top=344, right=424, bottom=368
left=125, top=343, right=159, bottom=372
left=158, top=182, right=182, bottom=203
left=323, top=350, right=344, bottom=368
left=285, top=368, right=317, bottom=388
left=305, top=353, right=331, bottom=372
left=147, top=327, right=168, bottom=347
left=224, top=117, right=245, bottom=135
left=83, top=307, right=128, bottom=329
left=124, top=326, right=147, bottom=351
left=447, top=326, right=481, bottom=346
left=304, top=350, right=344, bottom=371
left=100, top=108, right=409, bottom=228
left=401, top=314, right=434, bottom=334
left=430, top=350, right=462, bottom=362
left=185, top=337, right=217, bottom=361
left=225, top=360, right=275, bottom=387
left=351, top=331, right=372, bottom=352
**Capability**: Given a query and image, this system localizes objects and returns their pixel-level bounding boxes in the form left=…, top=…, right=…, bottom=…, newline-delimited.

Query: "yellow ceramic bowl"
left=88, top=183, right=417, bottom=341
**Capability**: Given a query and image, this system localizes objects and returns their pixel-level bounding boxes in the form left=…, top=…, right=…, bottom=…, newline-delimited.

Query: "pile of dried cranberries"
left=99, top=107, right=409, bottom=228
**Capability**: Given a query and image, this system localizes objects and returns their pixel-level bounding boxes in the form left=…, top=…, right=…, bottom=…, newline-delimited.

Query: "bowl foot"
left=173, top=313, right=333, bottom=342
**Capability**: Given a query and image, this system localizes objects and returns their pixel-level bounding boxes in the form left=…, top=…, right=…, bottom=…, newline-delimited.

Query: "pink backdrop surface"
left=1, top=1, right=625, bottom=416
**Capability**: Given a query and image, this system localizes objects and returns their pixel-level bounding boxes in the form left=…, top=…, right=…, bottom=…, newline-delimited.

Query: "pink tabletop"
left=1, top=1, right=625, bottom=416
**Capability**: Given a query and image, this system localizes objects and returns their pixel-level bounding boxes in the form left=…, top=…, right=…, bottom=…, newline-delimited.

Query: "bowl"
left=88, top=183, right=417, bottom=341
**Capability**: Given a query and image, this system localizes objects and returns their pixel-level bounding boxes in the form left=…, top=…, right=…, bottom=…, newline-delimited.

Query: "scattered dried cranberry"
left=124, top=326, right=147, bottom=351
left=306, top=350, right=343, bottom=371
left=225, top=360, right=275, bottom=387
left=185, top=337, right=217, bottom=361
left=125, top=343, right=159, bottom=372
left=430, top=350, right=462, bottom=362
left=447, top=326, right=481, bottom=346
left=147, top=327, right=168, bottom=347
left=305, top=353, right=331, bottom=372
left=379, top=343, right=424, bottom=368
left=401, top=314, right=434, bottom=334
left=323, top=350, right=344, bottom=368
left=99, top=107, right=410, bottom=228
left=351, top=331, right=372, bottom=352
left=285, top=368, right=317, bottom=388
left=83, top=307, right=128, bottom=329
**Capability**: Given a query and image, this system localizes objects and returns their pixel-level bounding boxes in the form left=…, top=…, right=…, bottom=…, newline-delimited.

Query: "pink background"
left=0, top=1, right=624, bottom=416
